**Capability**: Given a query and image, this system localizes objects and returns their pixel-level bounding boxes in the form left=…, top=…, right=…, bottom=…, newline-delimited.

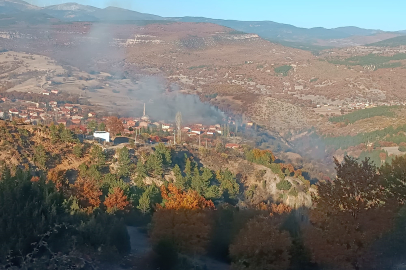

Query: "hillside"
left=367, top=35, right=406, bottom=47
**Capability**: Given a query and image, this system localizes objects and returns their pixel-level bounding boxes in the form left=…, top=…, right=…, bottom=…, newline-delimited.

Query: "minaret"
left=143, top=103, right=146, bottom=116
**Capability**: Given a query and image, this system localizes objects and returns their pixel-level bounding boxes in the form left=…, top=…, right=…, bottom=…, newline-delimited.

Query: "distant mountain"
left=171, top=17, right=351, bottom=42
left=93, top=6, right=162, bottom=21
left=43, top=3, right=162, bottom=22
left=43, top=3, right=99, bottom=21
left=0, top=0, right=39, bottom=13
left=0, top=1, right=402, bottom=49
left=332, top=26, right=382, bottom=36
left=366, top=35, right=406, bottom=47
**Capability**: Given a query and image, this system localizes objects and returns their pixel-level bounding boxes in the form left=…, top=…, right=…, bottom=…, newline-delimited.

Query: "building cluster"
left=0, top=97, right=95, bottom=128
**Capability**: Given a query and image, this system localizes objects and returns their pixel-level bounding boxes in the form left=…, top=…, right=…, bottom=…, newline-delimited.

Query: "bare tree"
left=176, top=111, right=182, bottom=144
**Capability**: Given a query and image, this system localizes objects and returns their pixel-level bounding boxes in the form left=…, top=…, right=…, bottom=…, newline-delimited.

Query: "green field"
left=329, top=106, right=399, bottom=124
left=323, top=124, right=406, bottom=150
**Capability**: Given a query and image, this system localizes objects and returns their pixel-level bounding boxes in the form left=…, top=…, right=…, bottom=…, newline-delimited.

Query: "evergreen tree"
left=155, top=143, right=172, bottom=166
left=73, top=144, right=83, bottom=158
left=137, top=191, right=151, bottom=214
left=90, top=145, right=105, bottom=168
left=117, top=147, right=134, bottom=178
left=136, top=160, right=147, bottom=183
left=98, top=122, right=106, bottom=131
left=216, top=169, right=239, bottom=198
left=33, top=144, right=48, bottom=170
left=173, top=164, right=187, bottom=190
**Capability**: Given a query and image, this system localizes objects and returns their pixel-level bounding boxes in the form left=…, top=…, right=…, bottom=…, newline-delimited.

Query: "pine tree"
left=173, top=164, right=187, bottom=190
left=90, top=145, right=105, bottom=168
left=117, top=147, right=134, bottom=178
left=137, top=191, right=151, bottom=214
left=73, top=144, right=83, bottom=158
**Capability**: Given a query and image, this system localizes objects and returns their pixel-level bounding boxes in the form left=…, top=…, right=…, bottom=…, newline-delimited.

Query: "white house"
left=94, top=131, right=110, bottom=143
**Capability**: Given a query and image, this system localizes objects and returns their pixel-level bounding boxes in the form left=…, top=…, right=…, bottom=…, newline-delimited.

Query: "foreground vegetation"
left=2, top=121, right=406, bottom=269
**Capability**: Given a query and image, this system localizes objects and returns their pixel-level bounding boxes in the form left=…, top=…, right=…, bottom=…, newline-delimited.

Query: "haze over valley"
left=1, top=1, right=406, bottom=269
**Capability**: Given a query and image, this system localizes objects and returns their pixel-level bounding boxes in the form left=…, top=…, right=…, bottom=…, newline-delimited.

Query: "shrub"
left=276, top=180, right=292, bottom=191
left=399, top=145, right=406, bottom=152
left=289, top=188, right=298, bottom=197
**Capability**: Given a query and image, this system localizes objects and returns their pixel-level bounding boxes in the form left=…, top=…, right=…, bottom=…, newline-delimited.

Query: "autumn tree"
left=47, top=168, right=67, bottom=190
left=104, top=187, right=131, bottom=214
left=229, top=216, right=292, bottom=270
left=71, top=177, right=102, bottom=213
left=105, top=116, right=124, bottom=136
left=151, top=184, right=215, bottom=255
left=304, top=156, right=393, bottom=270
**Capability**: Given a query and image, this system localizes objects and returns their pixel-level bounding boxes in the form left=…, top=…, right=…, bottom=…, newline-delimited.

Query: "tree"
left=146, top=153, right=163, bottom=178
left=151, top=184, right=215, bottom=255
left=216, top=169, right=239, bottom=198
left=106, top=116, right=124, bottom=136
left=136, top=160, right=148, bottom=183
left=173, top=164, right=187, bottom=190
left=191, top=167, right=212, bottom=197
left=155, top=143, right=172, bottom=166
left=117, top=146, right=134, bottom=178
left=137, top=190, right=151, bottom=214
left=33, top=144, right=47, bottom=170
left=72, top=177, right=102, bottom=213
left=175, top=111, right=182, bottom=143
left=98, top=122, right=106, bottom=131
left=304, top=156, right=393, bottom=270
left=104, top=187, right=131, bottom=214
left=87, top=120, right=98, bottom=133
left=229, top=216, right=292, bottom=270
left=73, top=144, right=83, bottom=158
left=380, top=155, right=406, bottom=203
left=90, top=144, right=105, bottom=168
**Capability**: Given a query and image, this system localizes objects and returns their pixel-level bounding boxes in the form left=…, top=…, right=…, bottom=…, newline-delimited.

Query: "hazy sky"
left=28, top=0, right=405, bottom=31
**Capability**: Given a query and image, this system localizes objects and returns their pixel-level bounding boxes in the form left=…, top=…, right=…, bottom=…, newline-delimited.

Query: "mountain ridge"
left=1, top=0, right=405, bottom=48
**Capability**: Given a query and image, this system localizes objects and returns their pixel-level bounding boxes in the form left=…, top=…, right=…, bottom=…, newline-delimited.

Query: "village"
left=0, top=91, right=251, bottom=150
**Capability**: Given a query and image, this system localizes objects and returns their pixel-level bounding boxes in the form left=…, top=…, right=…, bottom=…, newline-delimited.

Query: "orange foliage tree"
left=151, top=184, right=215, bottom=255
left=47, top=168, right=67, bottom=190
left=71, top=177, right=102, bottom=213
left=104, top=187, right=131, bottom=214
left=229, top=216, right=292, bottom=270
left=105, top=116, right=124, bottom=136
left=304, top=156, right=395, bottom=270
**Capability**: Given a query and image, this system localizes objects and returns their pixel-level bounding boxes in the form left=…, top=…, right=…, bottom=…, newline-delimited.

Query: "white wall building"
left=93, top=131, right=110, bottom=143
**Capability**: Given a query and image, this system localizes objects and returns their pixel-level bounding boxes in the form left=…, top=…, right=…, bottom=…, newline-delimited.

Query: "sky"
left=27, top=0, right=405, bottom=31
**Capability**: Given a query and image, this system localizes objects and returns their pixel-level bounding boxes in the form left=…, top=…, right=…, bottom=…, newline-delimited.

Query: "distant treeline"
left=327, top=53, right=406, bottom=70
left=329, top=106, right=399, bottom=124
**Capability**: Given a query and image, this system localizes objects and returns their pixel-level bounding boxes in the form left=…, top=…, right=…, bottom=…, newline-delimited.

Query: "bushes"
left=274, top=65, right=292, bottom=76
left=276, top=180, right=292, bottom=191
